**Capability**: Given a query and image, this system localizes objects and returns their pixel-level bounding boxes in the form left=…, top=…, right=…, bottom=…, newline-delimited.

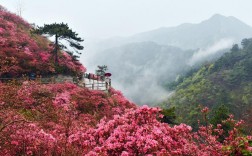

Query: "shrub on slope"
left=0, top=81, right=135, bottom=155
left=0, top=5, right=85, bottom=77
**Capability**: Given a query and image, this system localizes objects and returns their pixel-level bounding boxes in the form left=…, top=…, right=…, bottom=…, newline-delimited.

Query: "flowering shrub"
left=0, top=81, right=136, bottom=155
left=0, top=110, right=57, bottom=155
left=69, top=106, right=197, bottom=155
left=0, top=81, right=252, bottom=155
left=0, top=6, right=85, bottom=77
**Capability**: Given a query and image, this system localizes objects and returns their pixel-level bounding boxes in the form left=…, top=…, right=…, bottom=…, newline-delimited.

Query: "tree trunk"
left=55, top=34, right=59, bottom=65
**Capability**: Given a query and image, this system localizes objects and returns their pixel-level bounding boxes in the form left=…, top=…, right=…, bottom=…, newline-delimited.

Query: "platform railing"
left=0, top=76, right=111, bottom=91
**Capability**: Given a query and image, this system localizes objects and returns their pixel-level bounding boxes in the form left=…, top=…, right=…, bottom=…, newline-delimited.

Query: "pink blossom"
left=201, top=107, right=209, bottom=113
left=247, top=147, right=252, bottom=151
left=0, top=27, right=4, bottom=33
left=10, top=141, right=19, bottom=145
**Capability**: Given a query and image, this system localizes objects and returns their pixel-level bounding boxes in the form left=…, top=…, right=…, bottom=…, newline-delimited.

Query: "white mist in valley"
left=188, top=38, right=235, bottom=66
left=80, top=14, right=252, bottom=106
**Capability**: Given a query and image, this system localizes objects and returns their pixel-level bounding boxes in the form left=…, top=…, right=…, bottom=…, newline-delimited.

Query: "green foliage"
left=19, top=109, right=42, bottom=121
left=165, top=38, right=252, bottom=132
left=96, top=65, right=108, bottom=80
left=241, top=38, right=252, bottom=50
left=165, top=66, right=202, bottom=90
left=209, top=105, right=231, bottom=141
left=242, top=83, right=252, bottom=105
left=160, top=107, right=176, bottom=124
left=230, top=44, right=239, bottom=52
left=33, top=22, right=84, bottom=62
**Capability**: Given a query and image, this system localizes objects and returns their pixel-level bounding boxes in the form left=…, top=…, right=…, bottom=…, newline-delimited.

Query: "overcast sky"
left=1, top=0, right=252, bottom=39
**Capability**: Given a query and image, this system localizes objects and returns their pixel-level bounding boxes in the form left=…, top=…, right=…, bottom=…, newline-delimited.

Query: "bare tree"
left=16, top=0, right=24, bottom=17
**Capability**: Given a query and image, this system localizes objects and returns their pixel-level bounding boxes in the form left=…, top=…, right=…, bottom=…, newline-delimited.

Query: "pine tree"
left=96, top=65, right=108, bottom=80
left=34, top=23, right=84, bottom=64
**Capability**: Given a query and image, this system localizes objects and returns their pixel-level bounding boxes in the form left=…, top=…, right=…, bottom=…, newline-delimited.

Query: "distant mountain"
left=129, top=14, right=252, bottom=49
left=83, top=14, right=252, bottom=105
left=94, top=14, right=252, bottom=50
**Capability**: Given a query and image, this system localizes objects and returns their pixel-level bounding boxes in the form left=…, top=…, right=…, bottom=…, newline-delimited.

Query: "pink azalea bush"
left=0, top=81, right=136, bottom=155
left=0, top=81, right=252, bottom=155
left=68, top=106, right=252, bottom=156
left=0, top=111, right=57, bottom=155
left=0, top=5, right=85, bottom=77
left=69, top=106, right=198, bottom=155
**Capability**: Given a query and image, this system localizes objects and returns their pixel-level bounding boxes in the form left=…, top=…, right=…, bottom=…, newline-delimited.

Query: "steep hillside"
left=0, top=6, right=85, bottom=78
left=166, top=39, right=252, bottom=131
left=0, top=81, right=137, bottom=155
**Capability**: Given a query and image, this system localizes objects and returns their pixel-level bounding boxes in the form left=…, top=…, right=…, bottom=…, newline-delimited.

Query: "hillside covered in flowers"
left=0, top=6, right=85, bottom=78
left=0, top=5, right=252, bottom=155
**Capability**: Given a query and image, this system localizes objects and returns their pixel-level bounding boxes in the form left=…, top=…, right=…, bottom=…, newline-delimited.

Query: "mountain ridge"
left=92, top=14, right=252, bottom=51
left=128, top=14, right=252, bottom=49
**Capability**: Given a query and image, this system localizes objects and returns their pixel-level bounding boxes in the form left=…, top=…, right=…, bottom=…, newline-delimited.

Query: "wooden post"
left=39, top=75, right=42, bottom=83
left=105, top=82, right=108, bottom=90
left=36, top=75, right=42, bottom=83
left=92, top=84, right=94, bottom=90
left=51, top=76, right=55, bottom=83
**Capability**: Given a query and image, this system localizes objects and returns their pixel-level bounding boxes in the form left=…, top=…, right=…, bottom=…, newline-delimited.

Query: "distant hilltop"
left=96, top=14, right=252, bottom=51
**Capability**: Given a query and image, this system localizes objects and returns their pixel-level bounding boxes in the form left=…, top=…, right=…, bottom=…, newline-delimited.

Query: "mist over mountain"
left=129, top=14, right=252, bottom=49
left=82, top=14, right=252, bottom=105
left=91, top=14, right=252, bottom=51
left=93, top=42, right=193, bottom=104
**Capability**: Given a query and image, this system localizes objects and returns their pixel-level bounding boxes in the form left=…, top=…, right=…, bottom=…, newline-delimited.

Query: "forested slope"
left=166, top=39, right=252, bottom=131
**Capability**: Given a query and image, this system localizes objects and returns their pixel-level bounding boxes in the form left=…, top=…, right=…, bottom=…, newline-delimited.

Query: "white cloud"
left=188, top=38, right=234, bottom=65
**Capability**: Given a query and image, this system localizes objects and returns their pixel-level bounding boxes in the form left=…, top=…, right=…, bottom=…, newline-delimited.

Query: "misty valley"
left=84, top=14, right=252, bottom=105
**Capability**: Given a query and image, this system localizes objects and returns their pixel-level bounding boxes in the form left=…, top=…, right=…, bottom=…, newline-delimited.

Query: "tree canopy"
left=95, top=65, right=108, bottom=80
left=34, top=23, right=84, bottom=63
